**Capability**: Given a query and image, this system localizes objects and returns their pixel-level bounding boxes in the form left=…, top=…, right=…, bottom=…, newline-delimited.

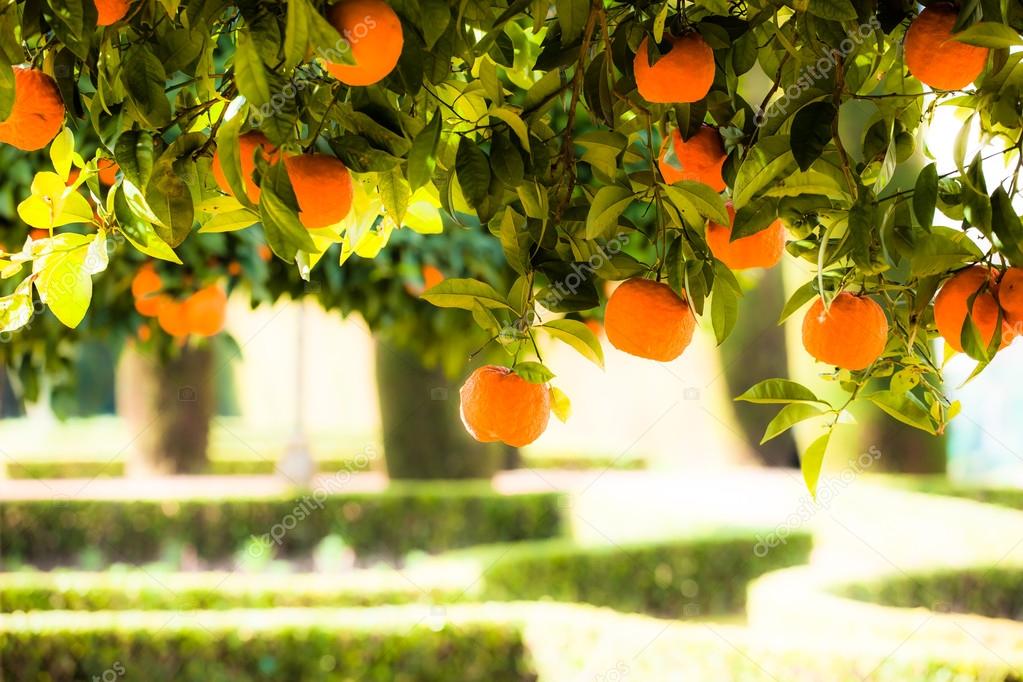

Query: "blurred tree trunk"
left=375, top=341, right=508, bottom=479
left=860, top=407, right=947, bottom=473
left=116, top=345, right=214, bottom=475
left=720, top=268, right=800, bottom=468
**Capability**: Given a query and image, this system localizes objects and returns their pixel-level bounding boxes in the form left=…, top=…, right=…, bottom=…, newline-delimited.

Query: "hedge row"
left=472, top=528, right=813, bottom=617
left=3, top=456, right=367, bottom=479
left=4, top=603, right=1018, bottom=681
left=0, top=482, right=563, bottom=564
left=0, top=606, right=536, bottom=682
left=0, top=567, right=476, bottom=612
left=3, top=453, right=643, bottom=478
left=836, top=566, right=1023, bottom=622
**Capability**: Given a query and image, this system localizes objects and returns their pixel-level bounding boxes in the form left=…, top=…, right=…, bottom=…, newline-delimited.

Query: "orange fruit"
left=29, top=229, right=49, bottom=241
left=904, top=4, right=988, bottom=90
left=934, top=266, right=1012, bottom=353
left=185, top=285, right=228, bottom=337
left=258, top=244, right=272, bottom=261
left=459, top=365, right=551, bottom=447
left=658, top=125, right=727, bottom=191
left=802, top=292, right=888, bottom=370
left=634, top=33, right=715, bottom=104
left=137, top=324, right=152, bottom=342
left=283, top=153, right=354, bottom=229
left=585, top=319, right=604, bottom=338
left=95, top=0, right=130, bottom=25
left=323, top=0, right=404, bottom=86
left=997, top=268, right=1023, bottom=317
left=97, top=159, right=119, bottom=185
left=604, top=278, right=696, bottom=361
left=211, top=131, right=277, bottom=203
left=706, top=203, right=786, bottom=271
left=422, top=264, right=445, bottom=291
left=157, top=299, right=191, bottom=337
left=227, top=261, right=242, bottom=276
left=0, top=66, right=65, bottom=151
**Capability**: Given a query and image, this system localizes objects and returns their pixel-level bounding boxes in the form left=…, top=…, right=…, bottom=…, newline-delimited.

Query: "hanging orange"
left=185, top=285, right=228, bottom=337
left=95, top=0, right=131, bottom=25
left=705, top=203, right=786, bottom=271
left=157, top=299, right=191, bottom=338
left=323, top=0, right=404, bottom=86
left=658, top=125, right=727, bottom=192
left=97, top=159, right=119, bottom=186
left=997, top=268, right=1023, bottom=317
left=802, top=293, right=888, bottom=370
left=604, top=278, right=696, bottom=361
left=934, top=266, right=1012, bottom=353
left=283, top=153, right=354, bottom=229
left=211, top=132, right=277, bottom=204
left=459, top=365, right=551, bottom=447
left=0, top=66, right=65, bottom=151
left=634, top=33, right=715, bottom=104
left=904, top=4, right=989, bottom=90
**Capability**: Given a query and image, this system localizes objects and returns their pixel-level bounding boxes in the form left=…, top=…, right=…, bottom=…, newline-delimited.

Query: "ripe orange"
left=137, top=324, right=152, bottom=342
left=227, top=261, right=242, bottom=276
left=258, top=244, right=272, bottom=261
left=459, top=365, right=551, bottom=447
left=604, top=278, right=696, bottom=361
left=97, top=159, right=119, bottom=185
left=0, top=66, right=65, bottom=151
left=904, top=4, right=989, bottom=90
left=29, top=229, right=49, bottom=241
left=802, top=293, right=888, bottom=370
left=185, top=285, right=228, bottom=337
left=157, top=299, right=191, bottom=338
left=95, top=0, right=131, bottom=25
left=997, top=268, right=1023, bottom=317
left=658, top=125, right=727, bottom=192
left=706, top=203, right=786, bottom=270
left=212, top=132, right=277, bottom=203
left=283, top=153, right=354, bottom=229
left=323, top=0, right=404, bottom=86
left=422, top=264, right=445, bottom=290
left=934, top=266, right=1012, bottom=352
left=131, top=264, right=162, bottom=298
left=585, top=319, right=604, bottom=338
left=634, top=33, right=715, bottom=104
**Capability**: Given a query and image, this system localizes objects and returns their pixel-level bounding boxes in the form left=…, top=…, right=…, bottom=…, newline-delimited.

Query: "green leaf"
left=663, top=181, right=729, bottom=225
left=49, top=128, right=75, bottom=181
left=259, top=180, right=317, bottom=261
left=762, top=403, right=827, bottom=444
left=711, top=279, right=739, bottom=345
left=732, top=136, right=796, bottom=210
left=0, top=50, right=14, bottom=121
left=455, top=137, right=491, bottom=209
left=488, top=107, right=531, bottom=153
left=549, top=386, right=571, bottom=422
left=790, top=102, right=836, bottom=172
left=408, top=113, right=442, bottom=191
left=0, top=279, right=34, bottom=333
left=498, top=207, right=530, bottom=275
left=556, top=0, right=589, bottom=43
left=990, top=187, right=1023, bottom=266
left=779, top=280, right=818, bottom=324
left=586, top=185, right=633, bottom=239
left=113, top=188, right=181, bottom=263
left=32, top=236, right=93, bottom=328
left=282, top=0, right=310, bottom=70
left=146, top=162, right=195, bottom=248
left=514, top=361, right=555, bottom=384
left=912, top=163, right=938, bottom=229
left=864, top=390, right=937, bottom=435
left=731, top=196, right=779, bottom=241
left=378, top=167, right=411, bottom=224
left=420, top=0, right=451, bottom=49
left=115, top=131, right=156, bottom=189
left=801, top=433, right=830, bottom=498
left=736, top=378, right=827, bottom=405
left=121, top=46, right=171, bottom=127
left=234, top=27, right=271, bottom=108
left=421, top=278, right=515, bottom=311
left=541, top=318, right=605, bottom=368
left=806, top=0, right=857, bottom=20
left=954, top=22, right=1023, bottom=48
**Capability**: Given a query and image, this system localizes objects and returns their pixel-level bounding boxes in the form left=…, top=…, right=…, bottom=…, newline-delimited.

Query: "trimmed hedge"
left=3, top=455, right=367, bottom=479
left=836, top=566, right=1023, bottom=622
left=0, top=606, right=536, bottom=682
left=0, top=567, right=477, bottom=612
left=0, top=482, right=563, bottom=564
left=890, top=476, right=1023, bottom=513
left=473, top=528, right=813, bottom=617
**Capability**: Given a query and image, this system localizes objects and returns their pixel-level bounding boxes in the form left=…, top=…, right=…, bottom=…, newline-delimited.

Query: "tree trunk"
left=375, top=340, right=507, bottom=479
left=720, top=267, right=800, bottom=468
left=116, top=344, right=214, bottom=475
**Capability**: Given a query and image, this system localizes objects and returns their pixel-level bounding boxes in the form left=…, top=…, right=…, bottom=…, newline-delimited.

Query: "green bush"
left=0, top=606, right=536, bottom=682
left=878, top=475, right=1023, bottom=512
left=0, top=567, right=476, bottom=612
left=0, top=482, right=563, bottom=564
left=3, top=455, right=366, bottom=479
left=836, top=566, right=1023, bottom=622
left=475, top=529, right=812, bottom=617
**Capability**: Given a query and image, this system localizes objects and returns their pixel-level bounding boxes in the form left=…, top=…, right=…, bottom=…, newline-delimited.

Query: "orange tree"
left=1, top=0, right=1022, bottom=493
